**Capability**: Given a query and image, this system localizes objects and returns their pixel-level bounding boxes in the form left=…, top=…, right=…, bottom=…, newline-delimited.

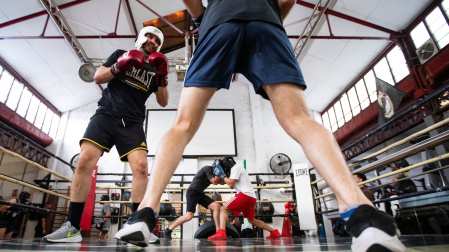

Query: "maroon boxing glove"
left=148, top=52, right=169, bottom=87
left=110, top=50, right=145, bottom=76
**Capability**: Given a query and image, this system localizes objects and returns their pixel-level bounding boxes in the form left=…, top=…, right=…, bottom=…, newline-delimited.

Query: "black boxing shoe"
left=163, top=228, right=172, bottom=239
left=115, top=207, right=156, bottom=247
left=344, top=205, right=406, bottom=252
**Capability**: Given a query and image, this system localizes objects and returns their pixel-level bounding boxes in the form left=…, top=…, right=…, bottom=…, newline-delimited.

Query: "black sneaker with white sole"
left=344, top=205, right=406, bottom=252
left=115, top=207, right=156, bottom=247
left=163, top=228, right=172, bottom=239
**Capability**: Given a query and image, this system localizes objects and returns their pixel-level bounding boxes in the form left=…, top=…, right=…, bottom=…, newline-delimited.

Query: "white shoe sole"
left=44, top=235, right=82, bottom=243
left=149, top=233, right=160, bottom=244
left=351, top=227, right=406, bottom=252
left=115, top=222, right=150, bottom=247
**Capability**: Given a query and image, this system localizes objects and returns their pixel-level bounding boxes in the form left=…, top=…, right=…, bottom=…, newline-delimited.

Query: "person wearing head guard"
left=96, top=195, right=111, bottom=238
left=42, top=25, right=169, bottom=244
left=209, top=158, right=281, bottom=240
left=162, top=159, right=225, bottom=239
left=221, top=156, right=236, bottom=177
left=19, top=191, right=31, bottom=204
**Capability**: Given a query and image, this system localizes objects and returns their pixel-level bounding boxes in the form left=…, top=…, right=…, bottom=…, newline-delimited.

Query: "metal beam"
left=0, top=0, right=91, bottom=29
left=38, top=0, right=88, bottom=63
left=289, top=35, right=390, bottom=40
left=293, top=0, right=335, bottom=60
left=136, top=0, right=184, bottom=35
left=0, top=126, right=51, bottom=167
left=296, top=0, right=401, bottom=37
left=0, top=34, right=191, bottom=40
left=125, top=0, right=138, bottom=35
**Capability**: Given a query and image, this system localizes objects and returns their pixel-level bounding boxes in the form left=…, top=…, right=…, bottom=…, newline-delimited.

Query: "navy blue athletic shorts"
left=186, top=189, right=215, bottom=213
left=80, top=107, right=148, bottom=162
left=184, top=21, right=306, bottom=99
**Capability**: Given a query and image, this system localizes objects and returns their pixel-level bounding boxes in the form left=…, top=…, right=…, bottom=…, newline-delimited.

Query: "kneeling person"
left=164, top=160, right=227, bottom=239
left=209, top=157, right=280, bottom=240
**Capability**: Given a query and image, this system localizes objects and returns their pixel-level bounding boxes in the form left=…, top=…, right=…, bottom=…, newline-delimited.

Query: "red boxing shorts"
left=224, top=192, right=257, bottom=221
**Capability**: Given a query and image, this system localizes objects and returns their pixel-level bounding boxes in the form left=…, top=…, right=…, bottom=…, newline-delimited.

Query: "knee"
left=132, top=160, right=148, bottom=177
left=210, top=203, right=221, bottom=212
left=185, top=214, right=194, bottom=222
left=248, top=219, right=257, bottom=225
left=75, top=153, right=96, bottom=173
left=172, top=120, right=197, bottom=136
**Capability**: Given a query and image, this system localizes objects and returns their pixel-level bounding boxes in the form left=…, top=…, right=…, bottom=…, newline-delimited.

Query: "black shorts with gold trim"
left=80, top=108, right=148, bottom=162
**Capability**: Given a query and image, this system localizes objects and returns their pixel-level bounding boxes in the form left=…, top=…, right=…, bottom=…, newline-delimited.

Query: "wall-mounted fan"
left=416, top=38, right=438, bottom=64
left=269, top=153, right=292, bottom=175
left=78, top=62, right=96, bottom=82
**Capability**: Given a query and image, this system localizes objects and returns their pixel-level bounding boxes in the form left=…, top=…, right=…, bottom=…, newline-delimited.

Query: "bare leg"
left=248, top=219, right=274, bottom=232
left=219, top=206, right=228, bottom=230
left=0, top=228, right=5, bottom=239
left=127, top=150, right=149, bottom=203
left=71, top=142, right=103, bottom=202
left=169, top=212, right=194, bottom=230
left=263, top=84, right=372, bottom=212
left=3, top=231, right=12, bottom=239
left=138, top=87, right=216, bottom=213
left=208, top=202, right=221, bottom=231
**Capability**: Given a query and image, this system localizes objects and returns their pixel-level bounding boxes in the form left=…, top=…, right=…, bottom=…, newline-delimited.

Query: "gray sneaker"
left=42, top=221, right=82, bottom=243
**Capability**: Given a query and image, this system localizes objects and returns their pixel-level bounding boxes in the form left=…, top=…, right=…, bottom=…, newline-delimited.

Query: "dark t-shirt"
left=36, top=211, right=47, bottom=230
left=189, top=166, right=216, bottom=192
left=361, top=187, right=374, bottom=201
left=99, top=49, right=159, bottom=123
left=199, top=0, right=283, bottom=44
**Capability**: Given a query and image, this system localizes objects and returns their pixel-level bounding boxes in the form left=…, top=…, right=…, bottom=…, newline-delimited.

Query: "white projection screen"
left=145, top=109, right=237, bottom=157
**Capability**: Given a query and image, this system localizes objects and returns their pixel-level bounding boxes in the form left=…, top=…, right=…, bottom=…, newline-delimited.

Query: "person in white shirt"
left=210, top=156, right=280, bottom=240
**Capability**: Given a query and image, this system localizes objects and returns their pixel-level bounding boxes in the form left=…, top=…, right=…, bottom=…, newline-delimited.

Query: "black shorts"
left=0, top=219, right=15, bottom=233
left=186, top=189, right=214, bottom=213
left=80, top=107, right=148, bottom=162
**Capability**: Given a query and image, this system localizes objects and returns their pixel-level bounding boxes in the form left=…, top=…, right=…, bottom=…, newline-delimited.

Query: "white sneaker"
left=345, top=205, right=406, bottom=252
left=115, top=207, right=156, bottom=247
left=149, top=233, right=160, bottom=244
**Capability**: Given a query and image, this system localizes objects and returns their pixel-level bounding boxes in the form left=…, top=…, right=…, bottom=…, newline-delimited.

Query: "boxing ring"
left=1, top=115, right=449, bottom=251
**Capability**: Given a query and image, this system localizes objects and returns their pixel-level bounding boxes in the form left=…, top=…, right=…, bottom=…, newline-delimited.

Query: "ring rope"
left=317, top=185, right=449, bottom=215
left=95, top=199, right=295, bottom=204
left=0, top=146, right=72, bottom=182
left=0, top=173, right=70, bottom=200
left=0, top=201, right=68, bottom=216
left=314, top=152, right=449, bottom=199
left=311, top=117, right=449, bottom=185
left=96, top=185, right=293, bottom=190
left=369, top=164, right=449, bottom=191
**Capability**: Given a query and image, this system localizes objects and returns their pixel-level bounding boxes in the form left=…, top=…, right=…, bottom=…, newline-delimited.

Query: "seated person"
left=390, top=160, right=417, bottom=195
left=353, top=173, right=374, bottom=201
left=96, top=195, right=111, bottom=238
